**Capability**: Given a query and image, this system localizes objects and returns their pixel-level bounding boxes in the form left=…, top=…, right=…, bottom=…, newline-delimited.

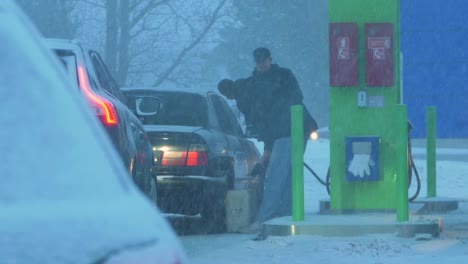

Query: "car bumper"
left=156, top=175, right=227, bottom=215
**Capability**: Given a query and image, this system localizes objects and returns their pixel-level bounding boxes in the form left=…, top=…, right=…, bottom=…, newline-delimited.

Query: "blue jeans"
left=257, top=137, right=302, bottom=223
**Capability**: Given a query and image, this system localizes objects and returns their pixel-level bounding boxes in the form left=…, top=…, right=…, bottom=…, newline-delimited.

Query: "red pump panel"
left=365, top=23, right=394, bottom=87
left=329, top=23, right=358, bottom=87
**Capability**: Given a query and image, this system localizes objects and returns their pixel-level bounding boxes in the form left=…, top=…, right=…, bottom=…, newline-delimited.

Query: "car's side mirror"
left=136, top=96, right=160, bottom=116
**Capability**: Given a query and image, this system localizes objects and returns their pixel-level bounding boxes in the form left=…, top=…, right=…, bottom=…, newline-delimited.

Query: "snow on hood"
left=0, top=0, right=132, bottom=203
left=0, top=2, right=187, bottom=263
left=0, top=197, right=183, bottom=263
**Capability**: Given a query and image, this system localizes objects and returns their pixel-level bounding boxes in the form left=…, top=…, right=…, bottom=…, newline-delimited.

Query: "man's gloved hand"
left=248, top=162, right=265, bottom=177
left=245, top=162, right=265, bottom=189
left=347, top=154, right=375, bottom=178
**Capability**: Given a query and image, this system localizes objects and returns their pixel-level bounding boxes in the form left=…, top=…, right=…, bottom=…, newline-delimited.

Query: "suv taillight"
left=77, top=66, right=118, bottom=126
left=161, top=144, right=208, bottom=167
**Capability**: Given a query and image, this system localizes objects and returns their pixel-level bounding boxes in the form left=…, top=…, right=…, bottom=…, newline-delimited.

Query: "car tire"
left=201, top=168, right=231, bottom=233
left=132, top=157, right=156, bottom=205
left=201, top=194, right=227, bottom=234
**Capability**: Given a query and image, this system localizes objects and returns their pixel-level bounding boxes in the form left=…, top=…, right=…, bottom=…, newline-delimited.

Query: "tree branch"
left=166, top=2, right=196, bottom=37
left=78, top=0, right=105, bottom=8
left=129, top=0, right=142, bottom=13
left=130, top=0, right=170, bottom=29
left=130, top=14, right=172, bottom=38
left=152, top=0, right=228, bottom=87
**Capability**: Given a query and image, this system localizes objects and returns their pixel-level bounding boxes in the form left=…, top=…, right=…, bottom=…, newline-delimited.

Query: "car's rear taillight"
left=77, top=66, right=118, bottom=126
left=160, top=144, right=208, bottom=167
left=161, top=151, right=187, bottom=167
left=185, top=151, right=208, bottom=167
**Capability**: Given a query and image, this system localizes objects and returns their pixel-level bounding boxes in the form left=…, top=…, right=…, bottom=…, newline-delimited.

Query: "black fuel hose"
left=408, top=140, right=421, bottom=202
left=304, top=162, right=327, bottom=186
left=303, top=162, right=331, bottom=195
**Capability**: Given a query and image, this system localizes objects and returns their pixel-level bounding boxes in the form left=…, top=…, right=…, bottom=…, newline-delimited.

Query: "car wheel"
left=201, top=195, right=227, bottom=234
left=201, top=167, right=233, bottom=233
left=132, top=157, right=155, bottom=203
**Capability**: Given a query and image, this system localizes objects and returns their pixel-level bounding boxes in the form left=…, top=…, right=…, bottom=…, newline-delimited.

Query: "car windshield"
left=129, top=92, right=208, bottom=127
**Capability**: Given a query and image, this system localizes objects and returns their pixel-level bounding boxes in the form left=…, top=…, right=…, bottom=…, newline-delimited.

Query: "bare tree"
left=16, top=0, right=77, bottom=38
left=104, top=0, right=172, bottom=84
left=105, top=0, right=118, bottom=74
left=151, top=0, right=228, bottom=87
left=77, top=0, right=229, bottom=87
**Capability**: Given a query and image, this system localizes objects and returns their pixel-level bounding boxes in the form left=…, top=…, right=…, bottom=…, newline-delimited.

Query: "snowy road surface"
left=181, top=201, right=468, bottom=264
left=177, top=139, right=468, bottom=263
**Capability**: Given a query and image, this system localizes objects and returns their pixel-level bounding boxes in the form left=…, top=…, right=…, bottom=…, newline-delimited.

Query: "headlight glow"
left=310, top=131, right=318, bottom=141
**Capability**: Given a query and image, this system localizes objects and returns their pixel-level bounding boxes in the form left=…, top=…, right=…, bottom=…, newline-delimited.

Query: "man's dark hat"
left=253, top=47, right=271, bottom=62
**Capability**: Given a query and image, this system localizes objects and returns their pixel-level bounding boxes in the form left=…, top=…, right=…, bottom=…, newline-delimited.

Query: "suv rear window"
left=128, top=92, right=208, bottom=127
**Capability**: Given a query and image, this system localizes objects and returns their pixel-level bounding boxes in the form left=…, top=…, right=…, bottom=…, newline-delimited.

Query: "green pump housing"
left=328, top=0, right=408, bottom=215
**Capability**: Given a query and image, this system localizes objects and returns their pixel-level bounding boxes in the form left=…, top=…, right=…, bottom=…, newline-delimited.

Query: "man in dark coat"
left=218, top=47, right=317, bottom=240
left=248, top=47, right=317, bottom=240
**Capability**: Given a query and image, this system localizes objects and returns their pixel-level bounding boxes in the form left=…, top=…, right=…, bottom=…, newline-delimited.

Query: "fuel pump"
left=327, top=0, right=410, bottom=212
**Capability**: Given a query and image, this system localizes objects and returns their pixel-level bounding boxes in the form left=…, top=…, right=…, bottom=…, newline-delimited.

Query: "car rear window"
left=129, top=92, right=208, bottom=127
left=54, top=49, right=78, bottom=89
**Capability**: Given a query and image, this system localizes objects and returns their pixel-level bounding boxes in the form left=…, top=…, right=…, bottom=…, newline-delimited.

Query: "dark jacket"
left=249, top=64, right=317, bottom=151
left=231, top=77, right=270, bottom=142
left=232, top=78, right=257, bottom=128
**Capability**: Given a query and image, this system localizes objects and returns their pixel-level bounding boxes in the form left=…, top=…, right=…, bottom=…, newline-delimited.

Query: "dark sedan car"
left=45, top=39, right=156, bottom=204
left=123, top=88, right=261, bottom=229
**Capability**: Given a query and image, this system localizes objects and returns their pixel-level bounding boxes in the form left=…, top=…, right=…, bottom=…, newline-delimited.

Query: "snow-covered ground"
left=180, top=138, right=468, bottom=264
